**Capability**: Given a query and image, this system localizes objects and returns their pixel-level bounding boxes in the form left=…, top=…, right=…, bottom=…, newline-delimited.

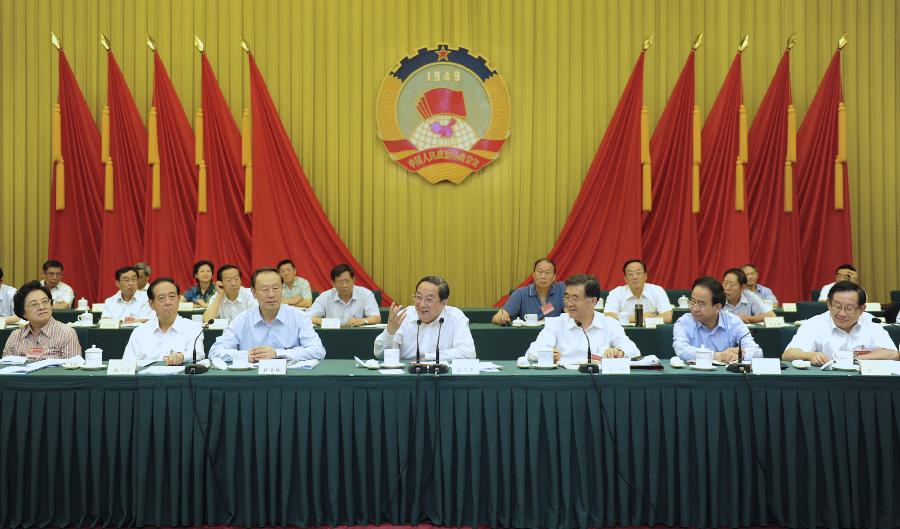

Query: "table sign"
left=321, top=318, right=341, bottom=329
left=764, top=316, right=786, bottom=328
left=98, top=318, right=120, bottom=329
left=601, top=357, right=631, bottom=374
left=645, top=317, right=664, bottom=328
left=452, top=359, right=481, bottom=375
left=258, top=359, right=287, bottom=375
left=107, top=359, right=136, bottom=375
left=751, top=358, right=781, bottom=375
left=781, top=303, right=797, bottom=312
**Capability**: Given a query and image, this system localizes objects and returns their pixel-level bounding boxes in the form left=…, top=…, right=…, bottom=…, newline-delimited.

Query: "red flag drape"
left=747, top=51, right=803, bottom=302
left=97, top=51, right=148, bottom=298
left=696, top=53, right=750, bottom=275
left=494, top=52, right=645, bottom=306
left=49, top=50, right=103, bottom=302
left=641, top=51, right=698, bottom=288
left=247, top=55, right=393, bottom=304
left=796, top=50, right=851, bottom=297
left=195, top=54, right=252, bottom=280
left=143, top=52, right=199, bottom=292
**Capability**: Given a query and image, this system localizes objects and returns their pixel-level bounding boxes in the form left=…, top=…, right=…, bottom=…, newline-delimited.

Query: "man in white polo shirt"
left=40, top=260, right=75, bottom=309
left=0, top=266, right=19, bottom=325
left=602, top=259, right=673, bottom=323
left=122, top=278, right=204, bottom=366
left=101, top=266, right=153, bottom=322
left=783, top=281, right=898, bottom=366
left=309, top=264, right=380, bottom=327
left=203, top=264, right=257, bottom=323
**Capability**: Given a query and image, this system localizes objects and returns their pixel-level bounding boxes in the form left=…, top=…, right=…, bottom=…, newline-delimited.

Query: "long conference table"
left=2, top=360, right=900, bottom=529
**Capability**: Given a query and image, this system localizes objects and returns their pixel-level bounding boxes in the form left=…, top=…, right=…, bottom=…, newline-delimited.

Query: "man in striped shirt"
left=2, top=281, right=81, bottom=360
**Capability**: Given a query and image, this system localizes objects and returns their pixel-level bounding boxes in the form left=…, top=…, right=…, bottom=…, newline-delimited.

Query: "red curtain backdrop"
left=796, top=50, right=851, bottom=297
left=247, top=56, right=393, bottom=304
left=49, top=50, right=103, bottom=302
left=97, top=51, right=148, bottom=299
left=495, top=52, right=646, bottom=306
left=746, top=51, right=804, bottom=302
left=641, top=51, right=698, bottom=289
left=195, top=53, right=252, bottom=281
left=696, top=53, right=750, bottom=276
left=143, top=52, right=199, bottom=292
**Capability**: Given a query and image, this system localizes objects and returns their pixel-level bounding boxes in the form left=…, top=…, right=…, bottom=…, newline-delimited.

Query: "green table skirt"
left=1, top=362, right=899, bottom=528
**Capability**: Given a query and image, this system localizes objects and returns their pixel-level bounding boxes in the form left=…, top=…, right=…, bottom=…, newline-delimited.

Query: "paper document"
left=288, top=359, right=320, bottom=369
left=139, top=366, right=186, bottom=376
left=0, top=356, right=28, bottom=366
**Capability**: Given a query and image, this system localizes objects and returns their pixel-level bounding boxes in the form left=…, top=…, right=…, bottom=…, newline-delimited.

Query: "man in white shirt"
left=40, top=260, right=74, bottom=309
left=208, top=268, right=325, bottom=363
left=122, top=278, right=204, bottom=366
left=277, top=259, right=313, bottom=308
left=0, top=266, right=19, bottom=325
left=741, top=264, right=778, bottom=307
left=602, top=259, right=673, bottom=323
left=374, top=275, right=475, bottom=362
left=203, top=264, right=257, bottom=322
left=309, top=264, right=380, bottom=327
left=784, top=280, right=898, bottom=366
left=100, top=266, right=153, bottom=322
left=722, top=268, right=775, bottom=324
left=529, top=274, right=639, bottom=365
left=134, top=262, right=151, bottom=292
left=818, top=263, right=858, bottom=301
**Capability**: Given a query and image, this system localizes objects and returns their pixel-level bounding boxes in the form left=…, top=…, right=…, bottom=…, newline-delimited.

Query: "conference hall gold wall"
left=1, top=0, right=897, bottom=305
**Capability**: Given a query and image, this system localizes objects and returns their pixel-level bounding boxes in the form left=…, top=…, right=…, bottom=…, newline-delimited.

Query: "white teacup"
left=77, top=312, right=93, bottom=324
left=537, top=349, right=555, bottom=367
left=524, top=313, right=538, bottom=323
left=383, top=348, right=400, bottom=366
left=232, top=351, right=250, bottom=368
left=678, top=295, right=689, bottom=309
left=84, top=345, right=103, bottom=368
left=695, top=348, right=713, bottom=369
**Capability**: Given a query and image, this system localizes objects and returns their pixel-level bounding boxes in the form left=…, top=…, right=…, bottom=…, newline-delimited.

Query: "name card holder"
left=258, top=359, right=287, bottom=375
left=98, top=318, right=120, bottom=329
left=781, top=303, right=797, bottom=313
left=751, top=358, right=781, bottom=375
left=764, top=316, right=786, bottom=328
left=321, top=318, right=341, bottom=329
left=178, top=302, right=195, bottom=312
left=601, top=357, right=631, bottom=375
left=451, top=359, right=480, bottom=375
left=645, top=317, right=664, bottom=328
left=107, top=359, right=136, bottom=375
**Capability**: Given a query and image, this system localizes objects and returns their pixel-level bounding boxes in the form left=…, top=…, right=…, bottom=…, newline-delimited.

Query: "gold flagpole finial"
left=838, top=33, right=848, bottom=49
left=51, top=32, right=62, bottom=50
left=737, top=34, right=749, bottom=53
left=241, top=38, right=252, bottom=55
left=692, top=33, right=703, bottom=50
left=100, top=33, right=111, bottom=51
left=786, top=33, right=797, bottom=51
left=146, top=34, right=157, bottom=52
left=642, top=34, right=653, bottom=51
left=194, top=35, right=205, bottom=53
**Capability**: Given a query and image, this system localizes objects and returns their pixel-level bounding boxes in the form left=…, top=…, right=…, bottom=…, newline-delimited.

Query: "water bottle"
left=635, top=303, right=644, bottom=327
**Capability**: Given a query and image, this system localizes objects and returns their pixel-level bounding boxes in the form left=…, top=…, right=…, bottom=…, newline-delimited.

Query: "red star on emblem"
left=436, top=47, right=450, bottom=60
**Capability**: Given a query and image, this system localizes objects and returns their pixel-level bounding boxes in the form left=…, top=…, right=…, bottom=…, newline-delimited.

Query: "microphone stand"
left=726, top=329, right=753, bottom=373
left=409, top=320, right=426, bottom=374
left=184, top=319, right=213, bottom=374
left=426, top=317, right=449, bottom=374
left=576, top=320, right=599, bottom=373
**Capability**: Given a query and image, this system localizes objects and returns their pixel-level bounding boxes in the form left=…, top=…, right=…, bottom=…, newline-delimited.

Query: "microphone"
left=576, top=320, right=599, bottom=373
left=429, top=317, right=449, bottom=374
left=726, top=329, right=753, bottom=373
left=409, top=320, right=425, bottom=374
left=184, top=319, right=213, bottom=375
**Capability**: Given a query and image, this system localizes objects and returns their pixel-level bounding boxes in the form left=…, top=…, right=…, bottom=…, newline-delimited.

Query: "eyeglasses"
left=413, top=294, right=439, bottom=305
left=829, top=303, right=859, bottom=313
left=26, top=298, right=52, bottom=311
left=688, top=298, right=709, bottom=310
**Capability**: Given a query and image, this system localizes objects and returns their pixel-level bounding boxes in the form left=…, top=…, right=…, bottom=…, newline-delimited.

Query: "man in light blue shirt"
left=209, top=268, right=325, bottom=363
left=673, top=276, right=762, bottom=362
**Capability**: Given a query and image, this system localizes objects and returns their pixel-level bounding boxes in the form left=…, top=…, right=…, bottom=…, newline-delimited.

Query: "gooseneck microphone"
left=726, top=329, right=753, bottom=373
left=429, top=317, right=449, bottom=374
left=576, top=320, right=599, bottom=373
left=409, top=320, right=425, bottom=374
left=185, top=319, right=214, bottom=374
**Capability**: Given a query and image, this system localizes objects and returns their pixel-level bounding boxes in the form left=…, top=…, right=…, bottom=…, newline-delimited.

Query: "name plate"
left=97, top=318, right=120, bottom=329
left=178, top=302, right=195, bottom=311
left=0, top=319, right=5, bottom=330
left=321, top=318, right=341, bottom=329
left=210, top=319, right=229, bottom=329
left=91, top=303, right=105, bottom=313
left=107, top=359, right=136, bottom=375
left=860, top=360, right=900, bottom=376
left=644, top=317, right=664, bottom=328
left=781, top=303, right=797, bottom=313
left=601, top=357, right=631, bottom=375
left=258, top=359, right=287, bottom=375
left=452, top=358, right=480, bottom=375
left=865, top=303, right=882, bottom=312
left=764, top=316, right=786, bottom=328
left=751, top=358, right=782, bottom=375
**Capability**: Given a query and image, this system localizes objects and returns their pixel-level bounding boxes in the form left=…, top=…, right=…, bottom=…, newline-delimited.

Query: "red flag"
left=796, top=50, right=851, bottom=297
left=641, top=51, right=699, bottom=288
left=247, top=55, right=393, bottom=304
left=97, top=51, right=148, bottom=298
left=195, top=53, right=252, bottom=280
left=49, top=50, right=103, bottom=302
left=696, top=53, right=750, bottom=276
left=143, top=52, right=199, bottom=292
left=495, top=52, right=645, bottom=305
left=747, top=51, right=804, bottom=302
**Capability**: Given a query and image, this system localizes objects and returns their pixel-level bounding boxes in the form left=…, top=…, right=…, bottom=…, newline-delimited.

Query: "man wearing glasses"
left=2, top=281, right=81, bottom=360
left=526, top=274, right=639, bottom=365
left=100, top=266, right=153, bottom=322
left=40, top=260, right=74, bottom=309
left=309, top=263, right=381, bottom=327
left=122, top=278, right=204, bottom=366
left=783, top=281, right=897, bottom=366
left=602, top=259, right=673, bottom=323
left=673, top=276, right=762, bottom=363
left=209, top=268, right=325, bottom=363
left=374, top=275, right=475, bottom=362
